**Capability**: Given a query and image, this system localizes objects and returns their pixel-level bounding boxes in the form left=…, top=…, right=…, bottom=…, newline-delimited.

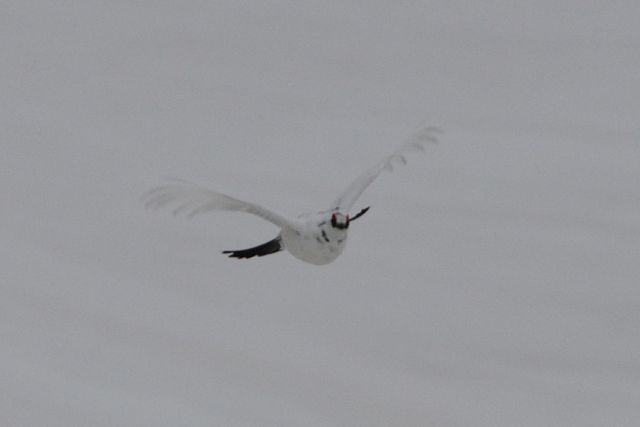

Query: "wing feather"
left=331, top=127, right=440, bottom=212
left=142, top=179, right=291, bottom=229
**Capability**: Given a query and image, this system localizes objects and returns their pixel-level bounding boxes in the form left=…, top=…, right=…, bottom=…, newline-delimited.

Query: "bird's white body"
left=280, top=212, right=348, bottom=265
left=143, top=128, right=439, bottom=265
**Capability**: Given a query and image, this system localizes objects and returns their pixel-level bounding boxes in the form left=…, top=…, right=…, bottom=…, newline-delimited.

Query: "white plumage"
left=143, top=127, right=439, bottom=265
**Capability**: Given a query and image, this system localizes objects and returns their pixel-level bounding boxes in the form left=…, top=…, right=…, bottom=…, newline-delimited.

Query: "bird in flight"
left=143, top=127, right=439, bottom=265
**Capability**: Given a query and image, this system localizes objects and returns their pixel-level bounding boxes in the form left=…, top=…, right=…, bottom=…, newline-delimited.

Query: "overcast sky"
left=2, top=1, right=640, bottom=426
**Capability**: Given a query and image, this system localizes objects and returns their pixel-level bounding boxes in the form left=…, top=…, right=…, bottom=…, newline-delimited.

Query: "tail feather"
left=222, top=236, right=283, bottom=259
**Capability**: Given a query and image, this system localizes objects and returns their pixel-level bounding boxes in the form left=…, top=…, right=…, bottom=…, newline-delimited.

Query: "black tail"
left=350, top=206, right=370, bottom=222
left=222, top=236, right=283, bottom=259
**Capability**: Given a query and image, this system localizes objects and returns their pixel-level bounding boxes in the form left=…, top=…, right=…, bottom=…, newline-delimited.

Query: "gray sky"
left=2, top=1, right=640, bottom=426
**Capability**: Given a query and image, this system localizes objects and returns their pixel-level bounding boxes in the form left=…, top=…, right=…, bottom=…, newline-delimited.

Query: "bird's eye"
left=331, top=213, right=337, bottom=226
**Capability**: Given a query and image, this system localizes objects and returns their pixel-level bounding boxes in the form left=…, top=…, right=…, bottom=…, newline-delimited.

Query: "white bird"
left=143, top=127, right=439, bottom=265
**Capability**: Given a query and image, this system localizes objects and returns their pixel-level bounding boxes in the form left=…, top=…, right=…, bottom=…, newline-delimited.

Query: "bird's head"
left=330, top=212, right=349, bottom=230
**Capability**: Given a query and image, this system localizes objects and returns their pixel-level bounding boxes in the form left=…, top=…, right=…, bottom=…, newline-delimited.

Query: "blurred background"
left=2, top=1, right=639, bottom=425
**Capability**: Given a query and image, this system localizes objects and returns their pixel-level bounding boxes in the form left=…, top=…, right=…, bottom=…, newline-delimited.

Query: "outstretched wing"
left=142, top=179, right=292, bottom=229
left=331, top=127, right=440, bottom=213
